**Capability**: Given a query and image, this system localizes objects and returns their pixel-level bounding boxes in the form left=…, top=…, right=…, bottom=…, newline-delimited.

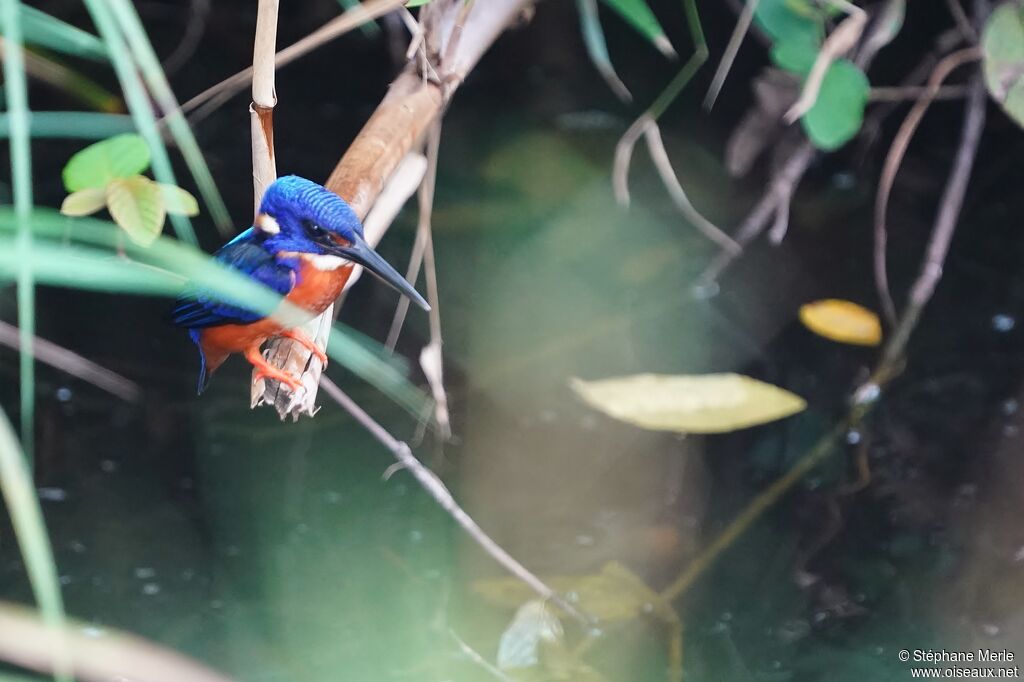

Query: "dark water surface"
left=4, top=2, right=1024, bottom=681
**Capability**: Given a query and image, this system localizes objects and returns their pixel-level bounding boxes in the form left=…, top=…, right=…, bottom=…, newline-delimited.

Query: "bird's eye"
left=303, top=219, right=326, bottom=236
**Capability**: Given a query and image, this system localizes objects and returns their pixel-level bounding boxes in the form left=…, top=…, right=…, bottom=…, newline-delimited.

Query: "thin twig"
left=319, top=377, right=591, bottom=625
left=703, top=0, right=759, bottom=111
left=697, top=139, right=817, bottom=284
left=449, top=629, right=515, bottom=682
left=878, top=75, right=986, bottom=369
left=945, top=0, right=979, bottom=43
left=868, top=84, right=969, bottom=101
left=872, top=46, right=981, bottom=324
left=784, top=1, right=867, bottom=124
left=177, top=0, right=406, bottom=120
left=0, top=321, right=140, bottom=402
left=416, top=124, right=452, bottom=438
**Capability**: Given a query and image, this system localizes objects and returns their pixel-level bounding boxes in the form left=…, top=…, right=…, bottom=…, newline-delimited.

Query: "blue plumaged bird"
left=171, top=175, right=428, bottom=394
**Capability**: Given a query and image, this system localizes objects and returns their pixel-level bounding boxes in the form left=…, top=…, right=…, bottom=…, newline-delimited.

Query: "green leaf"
left=158, top=183, right=200, bottom=216
left=801, top=60, right=870, bottom=150
left=598, top=0, right=675, bottom=57
left=753, top=0, right=825, bottom=46
left=62, top=133, right=150, bottom=192
left=770, top=40, right=819, bottom=75
left=0, top=112, right=134, bottom=139
left=106, top=176, right=166, bottom=245
left=569, top=373, right=806, bottom=433
left=982, top=2, right=1024, bottom=129
left=60, top=187, right=107, bottom=216
left=405, top=0, right=431, bottom=7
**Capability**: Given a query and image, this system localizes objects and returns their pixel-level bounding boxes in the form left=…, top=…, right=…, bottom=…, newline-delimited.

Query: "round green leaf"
left=158, top=183, right=200, bottom=216
left=60, top=187, right=107, bottom=217
left=106, top=176, right=166, bottom=246
left=754, top=0, right=825, bottom=46
left=801, top=60, right=869, bottom=151
left=771, top=40, right=819, bottom=75
left=982, top=2, right=1024, bottom=130
left=62, top=133, right=151, bottom=192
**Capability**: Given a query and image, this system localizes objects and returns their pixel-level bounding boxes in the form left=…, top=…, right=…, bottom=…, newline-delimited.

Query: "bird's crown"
left=256, top=175, right=362, bottom=247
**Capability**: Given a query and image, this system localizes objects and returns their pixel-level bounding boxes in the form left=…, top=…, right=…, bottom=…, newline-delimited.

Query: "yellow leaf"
left=799, top=299, right=882, bottom=346
left=569, top=373, right=806, bottom=434
left=60, top=187, right=106, bottom=217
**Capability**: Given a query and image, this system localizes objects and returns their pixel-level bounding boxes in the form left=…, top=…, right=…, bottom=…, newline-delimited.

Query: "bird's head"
left=256, top=175, right=428, bottom=310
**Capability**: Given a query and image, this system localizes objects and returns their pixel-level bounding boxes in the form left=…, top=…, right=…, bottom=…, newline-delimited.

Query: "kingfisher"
left=171, top=175, right=428, bottom=394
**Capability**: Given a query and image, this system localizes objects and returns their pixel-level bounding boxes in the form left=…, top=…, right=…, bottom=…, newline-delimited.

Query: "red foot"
left=279, top=329, right=328, bottom=366
left=245, top=347, right=303, bottom=391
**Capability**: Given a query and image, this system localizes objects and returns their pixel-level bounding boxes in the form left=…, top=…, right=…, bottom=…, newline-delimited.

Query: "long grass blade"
left=105, top=0, right=231, bottom=235
left=0, top=111, right=133, bottom=139
left=1, top=0, right=37, bottom=469
left=80, top=0, right=197, bottom=244
left=0, top=408, right=69, bottom=681
left=1, top=5, right=107, bottom=60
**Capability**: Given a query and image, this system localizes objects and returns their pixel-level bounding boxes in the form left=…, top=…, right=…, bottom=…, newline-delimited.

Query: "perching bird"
left=171, top=175, right=428, bottom=394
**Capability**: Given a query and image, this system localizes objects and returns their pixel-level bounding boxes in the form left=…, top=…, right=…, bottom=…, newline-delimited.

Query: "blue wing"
left=171, top=228, right=296, bottom=328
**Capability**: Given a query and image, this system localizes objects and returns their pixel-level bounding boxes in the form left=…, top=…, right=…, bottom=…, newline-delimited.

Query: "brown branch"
left=257, top=0, right=530, bottom=419
left=872, top=46, right=981, bottom=325
left=319, top=377, right=592, bottom=625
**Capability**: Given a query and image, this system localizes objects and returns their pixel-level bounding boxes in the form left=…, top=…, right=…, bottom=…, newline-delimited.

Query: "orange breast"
left=199, top=257, right=353, bottom=357
left=285, top=258, right=354, bottom=314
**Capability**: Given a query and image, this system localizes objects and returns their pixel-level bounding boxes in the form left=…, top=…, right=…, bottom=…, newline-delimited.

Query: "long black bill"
left=327, top=232, right=430, bottom=311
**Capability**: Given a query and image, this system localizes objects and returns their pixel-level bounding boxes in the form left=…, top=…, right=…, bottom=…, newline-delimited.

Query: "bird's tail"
left=191, top=330, right=228, bottom=395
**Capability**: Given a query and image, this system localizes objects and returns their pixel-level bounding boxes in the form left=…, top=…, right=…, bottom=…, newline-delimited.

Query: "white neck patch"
left=304, top=254, right=351, bottom=271
left=255, top=213, right=280, bottom=234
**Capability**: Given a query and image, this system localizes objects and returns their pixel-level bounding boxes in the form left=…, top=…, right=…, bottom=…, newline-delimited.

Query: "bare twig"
left=784, top=1, right=867, bottom=124
left=416, top=124, right=452, bottom=438
left=697, top=139, right=817, bottom=284
left=178, top=0, right=407, bottom=120
left=869, top=84, right=969, bottom=101
left=319, top=377, right=591, bottom=625
left=0, top=321, right=140, bottom=402
left=872, top=46, right=981, bottom=324
left=161, top=0, right=210, bottom=75
left=945, top=0, right=979, bottom=43
left=878, top=75, right=986, bottom=368
left=449, top=629, right=515, bottom=682
left=0, top=602, right=238, bottom=682
left=703, top=0, right=759, bottom=111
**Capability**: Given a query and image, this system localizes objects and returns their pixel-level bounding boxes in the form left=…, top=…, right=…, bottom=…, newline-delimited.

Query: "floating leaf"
left=801, top=59, right=869, bottom=150
left=598, top=0, right=675, bottom=57
left=570, top=373, right=806, bottom=434
left=60, top=187, right=106, bottom=217
left=799, top=299, right=882, bottom=346
left=62, top=133, right=150, bottom=192
left=158, top=183, right=199, bottom=216
left=982, top=2, right=1024, bottom=129
left=106, top=176, right=165, bottom=245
